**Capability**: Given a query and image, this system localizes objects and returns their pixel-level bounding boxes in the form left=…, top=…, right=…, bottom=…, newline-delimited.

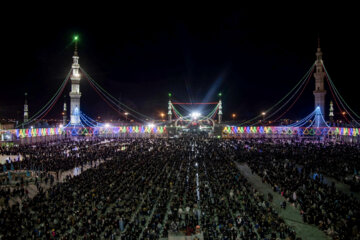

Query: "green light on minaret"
left=218, top=92, right=222, bottom=97
left=74, top=35, right=79, bottom=41
left=168, top=93, right=172, bottom=97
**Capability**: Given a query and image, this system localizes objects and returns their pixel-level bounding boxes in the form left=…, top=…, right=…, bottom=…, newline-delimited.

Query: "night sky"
left=1, top=7, right=359, bottom=122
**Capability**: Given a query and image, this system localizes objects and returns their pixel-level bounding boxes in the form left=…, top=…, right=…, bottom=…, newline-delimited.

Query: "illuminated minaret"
left=218, top=93, right=223, bottom=124
left=62, top=95, right=67, bottom=125
left=313, top=37, right=326, bottom=126
left=24, top=92, right=29, bottom=123
left=329, top=101, right=334, bottom=123
left=168, top=93, right=172, bottom=122
left=69, top=35, right=81, bottom=125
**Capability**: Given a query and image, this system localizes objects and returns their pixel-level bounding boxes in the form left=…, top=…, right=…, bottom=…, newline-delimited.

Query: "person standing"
left=119, top=217, right=124, bottom=232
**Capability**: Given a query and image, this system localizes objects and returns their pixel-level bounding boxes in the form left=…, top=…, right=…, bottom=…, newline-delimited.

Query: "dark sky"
left=1, top=7, right=359, bottom=122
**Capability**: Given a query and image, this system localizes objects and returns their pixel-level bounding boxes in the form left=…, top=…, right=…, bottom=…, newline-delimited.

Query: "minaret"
left=168, top=93, right=172, bottom=122
left=313, top=37, right=326, bottom=126
left=329, top=101, right=334, bottom=123
left=24, top=93, right=29, bottom=123
left=62, top=95, right=67, bottom=125
left=218, top=93, right=223, bottom=124
left=69, top=35, right=81, bottom=125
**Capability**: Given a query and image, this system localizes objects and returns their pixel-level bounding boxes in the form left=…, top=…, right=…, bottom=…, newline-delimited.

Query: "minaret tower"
left=24, top=92, right=29, bottom=123
left=329, top=101, right=334, bottom=123
left=168, top=93, right=172, bottom=122
left=218, top=92, right=223, bottom=124
left=62, top=95, right=67, bottom=125
left=69, top=35, right=81, bottom=125
left=313, top=37, right=326, bottom=126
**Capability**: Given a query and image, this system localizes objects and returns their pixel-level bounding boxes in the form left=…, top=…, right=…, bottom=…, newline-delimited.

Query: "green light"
left=74, top=35, right=79, bottom=41
left=168, top=93, right=172, bottom=97
left=218, top=92, right=222, bottom=97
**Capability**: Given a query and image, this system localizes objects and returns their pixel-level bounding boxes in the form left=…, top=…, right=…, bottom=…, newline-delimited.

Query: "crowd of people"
left=0, top=136, right=359, bottom=239
left=234, top=138, right=360, bottom=239
left=0, top=138, right=126, bottom=172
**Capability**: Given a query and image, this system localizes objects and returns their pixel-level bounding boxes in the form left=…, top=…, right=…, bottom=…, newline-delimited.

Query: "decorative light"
left=147, top=123, right=155, bottom=128
left=168, top=93, right=172, bottom=97
left=190, top=112, right=201, bottom=120
left=261, top=112, right=266, bottom=116
left=59, top=124, right=63, bottom=128
left=104, top=123, right=110, bottom=128
left=74, top=35, right=79, bottom=41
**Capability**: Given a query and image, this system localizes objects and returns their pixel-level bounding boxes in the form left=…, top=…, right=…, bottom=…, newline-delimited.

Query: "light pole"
left=261, top=112, right=266, bottom=122
left=124, top=112, right=129, bottom=122
left=232, top=113, right=236, bottom=121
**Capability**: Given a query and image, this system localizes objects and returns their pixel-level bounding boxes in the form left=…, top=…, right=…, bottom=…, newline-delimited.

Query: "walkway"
left=297, top=164, right=360, bottom=200
left=234, top=162, right=330, bottom=240
left=319, top=175, right=360, bottom=200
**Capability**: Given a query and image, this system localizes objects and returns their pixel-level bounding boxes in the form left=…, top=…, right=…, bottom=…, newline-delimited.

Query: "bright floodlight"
left=104, top=123, right=110, bottom=128
left=147, top=123, right=155, bottom=128
left=59, top=124, right=64, bottom=128
left=190, top=112, right=201, bottom=119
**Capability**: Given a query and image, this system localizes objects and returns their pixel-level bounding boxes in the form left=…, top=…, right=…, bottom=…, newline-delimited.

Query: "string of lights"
left=206, top=103, right=219, bottom=119
left=81, top=68, right=152, bottom=122
left=266, top=65, right=314, bottom=122
left=272, top=65, right=315, bottom=122
left=239, top=63, right=315, bottom=126
left=16, top=69, right=72, bottom=128
left=323, top=64, right=360, bottom=126
left=286, top=107, right=329, bottom=128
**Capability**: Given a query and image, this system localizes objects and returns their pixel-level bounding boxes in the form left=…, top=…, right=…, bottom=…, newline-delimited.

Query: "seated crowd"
left=0, top=137, right=359, bottom=239
left=234, top=138, right=360, bottom=239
